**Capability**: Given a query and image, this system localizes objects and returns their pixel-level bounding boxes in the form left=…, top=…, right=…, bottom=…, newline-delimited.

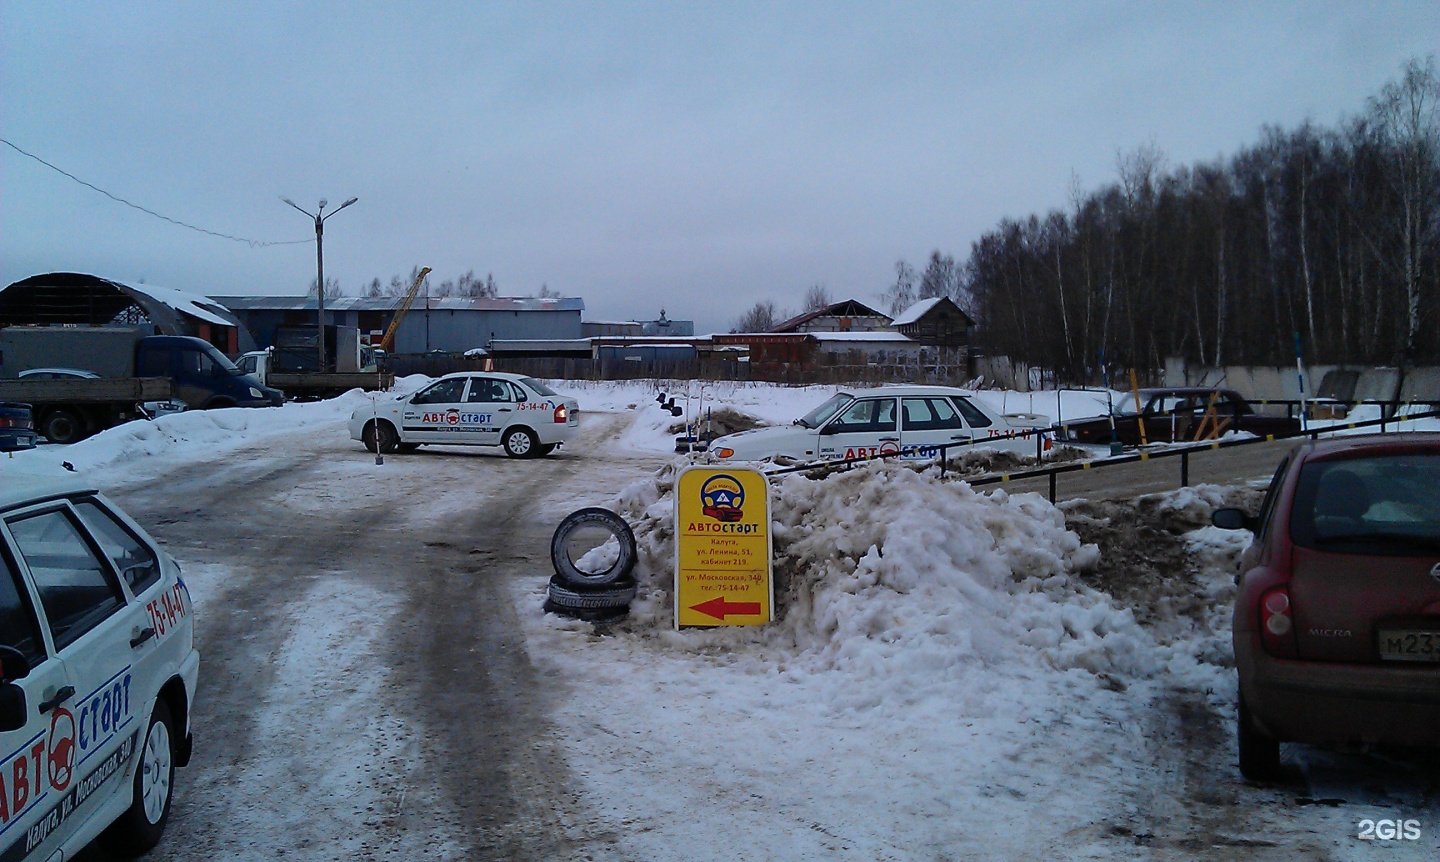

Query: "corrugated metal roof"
left=211, top=295, right=585, bottom=313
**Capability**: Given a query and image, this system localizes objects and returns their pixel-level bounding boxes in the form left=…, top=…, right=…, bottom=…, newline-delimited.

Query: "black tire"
left=362, top=420, right=400, bottom=454
left=40, top=408, right=86, bottom=445
left=201, top=398, right=234, bottom=410
left=1237, top=696, right=1281, bottom=781
left=100, top=699, right=175, bottom=856
left=542, top=598, right=630, bottom=622
left=547, top=574, right=638, bottom=609
left=503, top=426, right=539, bottom=458
left=550, top=508, right=637, bottom=587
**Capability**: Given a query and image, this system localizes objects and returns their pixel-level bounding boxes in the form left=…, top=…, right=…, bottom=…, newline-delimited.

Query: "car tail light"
left=0, top=416, right=30, bottom=429
left=716, top=447, right=735, bottom=458
left=1259, top=586, right=1297, bottom=658
left=554, top=404, right=568, bottom=424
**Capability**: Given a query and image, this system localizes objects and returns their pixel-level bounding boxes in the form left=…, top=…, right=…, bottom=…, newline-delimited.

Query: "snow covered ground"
left=5, top=379, right=1437, bottom=861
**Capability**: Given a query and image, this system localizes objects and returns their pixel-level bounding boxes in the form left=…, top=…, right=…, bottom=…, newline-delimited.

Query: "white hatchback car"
left=710, top=385, right=1050, bottom=465
left=350, top=372, right=580, bottom=458
left=0, top=476, right=198, bottom=860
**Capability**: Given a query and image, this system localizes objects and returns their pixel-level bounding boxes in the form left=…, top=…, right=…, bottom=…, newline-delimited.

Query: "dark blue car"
left=0, top=401, right=38, bottom=451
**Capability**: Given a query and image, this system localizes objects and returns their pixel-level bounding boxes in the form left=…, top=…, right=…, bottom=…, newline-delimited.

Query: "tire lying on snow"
left=550, top=507, right=637, bottom=588
left=541, top=598, right=630, bottom=622
left=546, top=574, right=638, bottom=609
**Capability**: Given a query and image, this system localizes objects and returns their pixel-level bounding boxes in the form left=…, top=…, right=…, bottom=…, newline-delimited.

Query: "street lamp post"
left=281, top=196, right=358, bottom=372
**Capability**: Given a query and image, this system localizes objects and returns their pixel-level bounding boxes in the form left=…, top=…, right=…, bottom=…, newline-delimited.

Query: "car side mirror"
left=0, top=684, right=25, bottom=732
left=0, top=645, right=30, bottom=683
left=1211, top=508, right=1255, bottom=531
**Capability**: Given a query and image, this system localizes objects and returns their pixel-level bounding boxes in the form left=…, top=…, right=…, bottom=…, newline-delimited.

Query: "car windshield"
left=796, top=393, right=852, bottom=429
left=1111, top=394, right=1140, bottom=416
left=1290, top=452, right=1440, bottom=555
left=521, top=377, right=557, bottom=396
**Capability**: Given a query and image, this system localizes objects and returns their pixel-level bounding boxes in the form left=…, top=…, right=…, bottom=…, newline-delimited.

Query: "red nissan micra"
left=1212, top=432, right=1440, bottom=780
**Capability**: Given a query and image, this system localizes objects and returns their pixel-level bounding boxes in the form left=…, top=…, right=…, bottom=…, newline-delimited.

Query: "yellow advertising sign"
left=674, top=466, right=773, bottom=628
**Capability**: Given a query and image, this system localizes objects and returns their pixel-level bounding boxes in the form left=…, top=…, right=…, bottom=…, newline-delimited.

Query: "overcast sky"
left=3, top=2, right=1437, bottom=334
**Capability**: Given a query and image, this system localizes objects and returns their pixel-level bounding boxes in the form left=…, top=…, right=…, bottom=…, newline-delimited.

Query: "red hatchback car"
left=1212, top=433, right=1440, bottom=780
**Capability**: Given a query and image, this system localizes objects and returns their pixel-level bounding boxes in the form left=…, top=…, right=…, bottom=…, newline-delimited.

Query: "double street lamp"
left=281, top=195, right=358, bottom=372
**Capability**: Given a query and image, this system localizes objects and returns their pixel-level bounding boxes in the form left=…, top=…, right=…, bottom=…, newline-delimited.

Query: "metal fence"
left=764, top=409, right=1440, bottom=502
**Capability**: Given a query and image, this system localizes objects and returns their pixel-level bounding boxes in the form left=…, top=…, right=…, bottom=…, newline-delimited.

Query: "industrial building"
left=212, top=295, right=585, bottom=354
left=1, top=272, right=255, bottom=353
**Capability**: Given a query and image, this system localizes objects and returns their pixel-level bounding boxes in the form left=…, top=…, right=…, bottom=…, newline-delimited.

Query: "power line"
left=0, top=137, right=315, bottom=248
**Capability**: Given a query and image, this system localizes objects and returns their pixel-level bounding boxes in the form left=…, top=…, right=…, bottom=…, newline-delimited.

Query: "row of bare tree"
left=954, top=57, right=1439, bottom=379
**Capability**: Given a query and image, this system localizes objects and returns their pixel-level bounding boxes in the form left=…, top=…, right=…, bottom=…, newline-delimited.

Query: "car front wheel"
left=100, top=699, right=175, bottom=855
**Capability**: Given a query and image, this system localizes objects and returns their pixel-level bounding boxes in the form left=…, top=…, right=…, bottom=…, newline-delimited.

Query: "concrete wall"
left=1163, top=358, right=1440, bottom=404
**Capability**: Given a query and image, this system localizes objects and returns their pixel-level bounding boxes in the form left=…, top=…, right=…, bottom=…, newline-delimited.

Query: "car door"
left=0, top=543, right=74, bottom=862
left=460, top=377, right=515, bottom=446
left=899, top=397, right=970, bottom=462
left=4, top=503, right=148, bottom=847
left=402, top=378, right=472, bottom=444
left=818, top=397, right=899, bottom=460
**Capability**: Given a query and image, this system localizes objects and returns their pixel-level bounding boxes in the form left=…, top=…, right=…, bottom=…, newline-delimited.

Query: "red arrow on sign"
left=689, top=596, right=762, bottom=621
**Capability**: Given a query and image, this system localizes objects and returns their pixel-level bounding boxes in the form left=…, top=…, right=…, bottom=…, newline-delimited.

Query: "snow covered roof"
left=890, top=297, right=943, bottom=327
left=770, top=299, right=890, bottom=332
left=810, top=331, right=914, bottom=343
left=107, top=278, right=236, bottom=326
left=213, top=295, right=585, bottom=313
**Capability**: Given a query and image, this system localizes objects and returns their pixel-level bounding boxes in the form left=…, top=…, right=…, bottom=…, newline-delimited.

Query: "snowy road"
left=5, top=385, right=1429, bottom=861
left=67, top=413, right=666, bottom=860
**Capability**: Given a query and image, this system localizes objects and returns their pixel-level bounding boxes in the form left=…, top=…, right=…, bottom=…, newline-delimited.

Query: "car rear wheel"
left=503, top=427, right=538, bottom=458
left=40, top=408, right=86, bottom=444
left=100, top=699, right=175, bottom=856
left=1237, top=696, right=1280, bottom=781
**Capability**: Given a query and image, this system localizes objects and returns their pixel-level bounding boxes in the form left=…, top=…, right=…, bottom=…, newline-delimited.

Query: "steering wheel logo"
left=700, top=474, right=745, bottom=523
left=48, top=707, right=76, bottom=790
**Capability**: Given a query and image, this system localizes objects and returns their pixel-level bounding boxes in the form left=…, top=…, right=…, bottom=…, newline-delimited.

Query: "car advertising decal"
left=0, top=667, right=135, bottom=859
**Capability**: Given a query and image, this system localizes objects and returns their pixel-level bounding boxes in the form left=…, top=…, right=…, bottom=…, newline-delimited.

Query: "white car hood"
left=712, top=425, right=817, bottom=461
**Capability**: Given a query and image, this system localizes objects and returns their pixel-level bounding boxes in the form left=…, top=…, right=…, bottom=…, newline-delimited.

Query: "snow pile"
left=603, top=461, right=1164, bottom=707
left=3, top=378, right=431, bottom=480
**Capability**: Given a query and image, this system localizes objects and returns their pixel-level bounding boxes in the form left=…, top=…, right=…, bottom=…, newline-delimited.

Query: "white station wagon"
left=350, top=372, right=580, bottom=458
left=0, top=475, right=198, bottom=860
left=710, top=385, right=1050, bottom=465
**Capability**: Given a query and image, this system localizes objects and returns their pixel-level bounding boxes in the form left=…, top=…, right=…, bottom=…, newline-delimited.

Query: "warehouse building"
left=212, top=295, right=585, bottom=354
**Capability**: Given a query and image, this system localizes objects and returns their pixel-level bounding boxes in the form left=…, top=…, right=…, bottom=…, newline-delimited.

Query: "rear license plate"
left=1378, top=630, right=1440, bottom=662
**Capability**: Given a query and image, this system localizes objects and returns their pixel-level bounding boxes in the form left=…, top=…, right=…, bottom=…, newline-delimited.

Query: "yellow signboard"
left=674, top=466, right=773, bottom=628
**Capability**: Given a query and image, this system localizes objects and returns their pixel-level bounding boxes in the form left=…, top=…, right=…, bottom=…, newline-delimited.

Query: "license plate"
left=1378, top=630, right=1440, bottom=662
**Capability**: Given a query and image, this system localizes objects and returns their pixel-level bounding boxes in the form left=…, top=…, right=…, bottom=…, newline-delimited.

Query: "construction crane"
left=379, top=266, right=431, bottom=353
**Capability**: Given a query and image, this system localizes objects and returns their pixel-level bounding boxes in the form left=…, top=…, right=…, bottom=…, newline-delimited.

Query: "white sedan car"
left=350, top=372, right=579, bottom=458
left=710, top=385, right=1050, bottom=465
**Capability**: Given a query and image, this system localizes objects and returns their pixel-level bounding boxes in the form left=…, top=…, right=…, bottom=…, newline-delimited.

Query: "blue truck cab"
left=137, top=336, right=283, bottom=409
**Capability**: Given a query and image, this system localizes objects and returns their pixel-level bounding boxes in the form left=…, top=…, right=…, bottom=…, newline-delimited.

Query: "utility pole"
left=282, top=196, right=358, bottom=371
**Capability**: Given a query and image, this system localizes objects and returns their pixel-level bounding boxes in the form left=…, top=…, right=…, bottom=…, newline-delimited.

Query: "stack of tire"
left=545, top=508, right=639, bottom=622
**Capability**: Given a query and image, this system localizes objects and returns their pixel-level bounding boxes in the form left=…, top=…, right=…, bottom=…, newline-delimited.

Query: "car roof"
left=434, top=371, right=528, bottom=382
left=18, top=367, right=100, bottom=378
left=834, top=385, right=982, bottom=398
left=1292, top=431, right=1440, bottom=462
left=0, top=473, right=99, bottom=513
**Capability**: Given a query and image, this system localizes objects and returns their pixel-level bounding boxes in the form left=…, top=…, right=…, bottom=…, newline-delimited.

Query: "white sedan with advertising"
left=709, top=385, right=1050, bottom=465
left=350, top=372, right=579, bottom=458
left=1, top=475, right=199, bottom=861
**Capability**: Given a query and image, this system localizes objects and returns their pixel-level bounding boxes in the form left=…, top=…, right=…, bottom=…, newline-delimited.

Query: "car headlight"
left=249, top=387, right=264, bottom=398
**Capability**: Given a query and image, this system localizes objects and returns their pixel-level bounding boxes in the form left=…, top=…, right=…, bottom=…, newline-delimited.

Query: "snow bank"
left=594, top=461, right=1166, bottom=712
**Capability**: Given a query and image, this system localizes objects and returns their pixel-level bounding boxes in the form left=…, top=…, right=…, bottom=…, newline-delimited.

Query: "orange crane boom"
left=379, top=266, right=431, bottom=353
